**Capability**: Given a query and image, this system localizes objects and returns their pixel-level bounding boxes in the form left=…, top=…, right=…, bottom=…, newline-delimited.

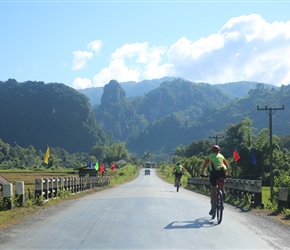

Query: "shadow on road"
left=164, top=217, right=217, bottom=229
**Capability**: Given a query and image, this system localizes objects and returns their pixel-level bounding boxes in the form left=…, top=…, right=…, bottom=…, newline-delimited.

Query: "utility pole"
left=257, top=105, right=284, bottom=201
left=209, top=135, right=224, bottom=145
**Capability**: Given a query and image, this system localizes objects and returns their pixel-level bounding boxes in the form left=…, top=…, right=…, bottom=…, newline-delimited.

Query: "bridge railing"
left=187, top=177, right=263, bottom=208
left=1, top=176, right=110, bottom=210
left=34, top=176, right=110, bottom=199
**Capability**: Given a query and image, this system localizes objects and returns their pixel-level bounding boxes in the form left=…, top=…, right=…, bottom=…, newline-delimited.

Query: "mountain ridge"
left=78, top=78, right=275, bottom=107
left=0, top=78, right=286, bottom=158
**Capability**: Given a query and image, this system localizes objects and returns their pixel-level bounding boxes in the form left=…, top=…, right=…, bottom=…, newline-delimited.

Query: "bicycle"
left=213, top=178, right=225, bottom=224
left=201, top=175, right=227, bottom=224
left=173, top=172, right=183, bottom=192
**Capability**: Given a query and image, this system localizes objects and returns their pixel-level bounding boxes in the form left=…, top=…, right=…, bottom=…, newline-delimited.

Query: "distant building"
left=73, top=166, right=97, bottom=177
left=115, top=159, right=127, bottom=165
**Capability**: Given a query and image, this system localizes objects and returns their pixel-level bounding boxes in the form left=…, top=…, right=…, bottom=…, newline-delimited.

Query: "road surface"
left=1, top=169, right=290, bottom=249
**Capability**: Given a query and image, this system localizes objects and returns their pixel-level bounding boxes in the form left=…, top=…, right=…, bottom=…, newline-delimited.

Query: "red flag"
left=99, top=162, right=105, bottom=173
left=233, top=150, right=240, bottom=162
left=111, top=163, right=116, bottom=171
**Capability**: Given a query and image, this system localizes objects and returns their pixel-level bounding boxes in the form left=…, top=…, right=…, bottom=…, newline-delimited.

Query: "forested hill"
left=132, top=79, right=232, bottom=123
left=0, top=79, right=112, bottom=153
left=93, top=79, right=288, bottom=157
left=93, top=78, right=233, bottom=143
left=126, top=83, right=290, bottom=156
left=0, top=78, right=287, bottom=158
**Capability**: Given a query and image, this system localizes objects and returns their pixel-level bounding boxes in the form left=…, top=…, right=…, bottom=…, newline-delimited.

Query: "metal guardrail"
left=187, top=177, right=263, bottom=208
left=277, top=187, right=290, bottom=209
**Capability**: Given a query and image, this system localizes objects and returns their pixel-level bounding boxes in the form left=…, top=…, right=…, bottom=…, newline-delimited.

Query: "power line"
left=252, top=116, right=268, bottom=128
left=257, top=105, right=285, bottom=202
left=209, top=135, right=224, bottom=145
left=244, top=108, right=257, bottom=118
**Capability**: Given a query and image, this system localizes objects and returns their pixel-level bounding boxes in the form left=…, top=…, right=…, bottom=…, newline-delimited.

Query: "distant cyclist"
left=173, top=162, right=184, bottom=187
left=200, top=145, right=231, bottom=216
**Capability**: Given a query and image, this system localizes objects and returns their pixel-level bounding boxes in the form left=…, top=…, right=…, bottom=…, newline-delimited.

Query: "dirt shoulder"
left=250, top=207, right=290, bottom=227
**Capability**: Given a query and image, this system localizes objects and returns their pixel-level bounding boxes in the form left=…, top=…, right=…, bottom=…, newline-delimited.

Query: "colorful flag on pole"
left=89, top=161, right=93, bottom=169
left=94, top=161, right=99, bottom=171
left=251, top=148, right=256, bottom=165
left=111, top=163, right=116, bottom=171
left=233, top=150, right=240, bottom=162
left=44, top=146, right=50, bottom=164
left=99, top=162, right=105, bottom=173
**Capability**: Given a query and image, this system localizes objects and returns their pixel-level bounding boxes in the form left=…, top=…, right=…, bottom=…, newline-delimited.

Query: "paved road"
left=2, top=169, right=290, bottom=249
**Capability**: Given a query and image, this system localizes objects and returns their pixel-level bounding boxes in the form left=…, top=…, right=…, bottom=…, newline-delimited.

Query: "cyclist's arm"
left=180, top=166, right=184, bottom=174
left=201, top=158, right=209, bottom=176
left=223, top=159, right=231, bottom=176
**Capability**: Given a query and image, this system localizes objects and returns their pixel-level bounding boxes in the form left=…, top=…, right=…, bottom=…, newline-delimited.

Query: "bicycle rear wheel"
left=176, top=178, right=180, bottom=192
left=216, top=189, right=224, bottom=224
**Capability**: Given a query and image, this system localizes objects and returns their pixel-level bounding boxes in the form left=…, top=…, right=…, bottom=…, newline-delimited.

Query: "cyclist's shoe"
left=223, top=192, right=226, bottom=200
left=209, top=208, right=216, bottom=215
left=174, top=184, right=176, bottom=187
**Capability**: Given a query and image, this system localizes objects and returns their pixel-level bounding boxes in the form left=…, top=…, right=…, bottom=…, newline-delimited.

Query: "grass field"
left=262, top=186, right=271, bottom=206
left=0, top=170, right=78, bottom=192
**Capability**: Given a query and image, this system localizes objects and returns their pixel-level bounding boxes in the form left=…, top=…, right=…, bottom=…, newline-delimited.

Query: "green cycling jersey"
left=175, top=164, right=183, bottom=173
left=206, top=152, right=227, bottom=172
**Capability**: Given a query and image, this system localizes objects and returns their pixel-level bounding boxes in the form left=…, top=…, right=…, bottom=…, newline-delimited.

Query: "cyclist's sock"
left=209, top=208, right=215, bottom=215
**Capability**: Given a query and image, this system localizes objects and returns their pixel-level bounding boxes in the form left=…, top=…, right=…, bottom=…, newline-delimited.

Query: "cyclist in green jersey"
left=173, top=162, right=184, bottom=187
left=201, top=145, right=231, bottom=215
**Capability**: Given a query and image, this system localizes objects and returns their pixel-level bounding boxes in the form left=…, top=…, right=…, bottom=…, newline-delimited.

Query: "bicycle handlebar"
left=200, top=174, right=231, bottom=178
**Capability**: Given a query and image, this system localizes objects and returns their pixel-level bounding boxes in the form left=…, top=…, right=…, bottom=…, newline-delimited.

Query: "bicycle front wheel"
left=176, top=178, right=180, bottom=192
left=216, top=189, right=224, bottom=224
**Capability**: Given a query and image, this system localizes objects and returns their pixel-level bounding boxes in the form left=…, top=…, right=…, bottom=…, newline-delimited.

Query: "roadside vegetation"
left=157, top=163, right=290, bottom=226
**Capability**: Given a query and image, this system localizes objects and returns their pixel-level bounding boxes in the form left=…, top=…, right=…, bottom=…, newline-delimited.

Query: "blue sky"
left=1, top=1, right=290, bottom=89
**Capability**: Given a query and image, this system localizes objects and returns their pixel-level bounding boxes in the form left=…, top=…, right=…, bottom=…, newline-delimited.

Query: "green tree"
left=90, top=145, right=108, bottom=162
left=104, top=142, right=129, bottom=164
left=180, top=156, right=204, bottom=178
left=184, top=140, right=212, bottom=158
left=142, top=150, right=152, bottom=162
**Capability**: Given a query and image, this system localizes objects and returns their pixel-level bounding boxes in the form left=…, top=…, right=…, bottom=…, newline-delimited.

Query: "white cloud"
left=72, top=50, right=93, bottom=70
left=93, top=59, right=140, bottom=87
left=72, top=77, right=92, bottom=89
left=168, top=35, right=224, bottom=63
left=92, top=42, right=171, bottom=87
left=87, top=40, right=102, bottom=54
left=167, top=14, right=290, bottom=86
left=74, top=14, right=290, bottom=88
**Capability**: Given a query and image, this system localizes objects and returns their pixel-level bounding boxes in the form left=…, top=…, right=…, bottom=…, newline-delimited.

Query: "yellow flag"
left=44, top=146, right=50, bottom=164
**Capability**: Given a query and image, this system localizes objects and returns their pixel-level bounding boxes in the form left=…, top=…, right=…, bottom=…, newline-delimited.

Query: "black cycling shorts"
left=175, top=172, right=182, bottom=178
left=209, top=170, right=226, bottom=186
